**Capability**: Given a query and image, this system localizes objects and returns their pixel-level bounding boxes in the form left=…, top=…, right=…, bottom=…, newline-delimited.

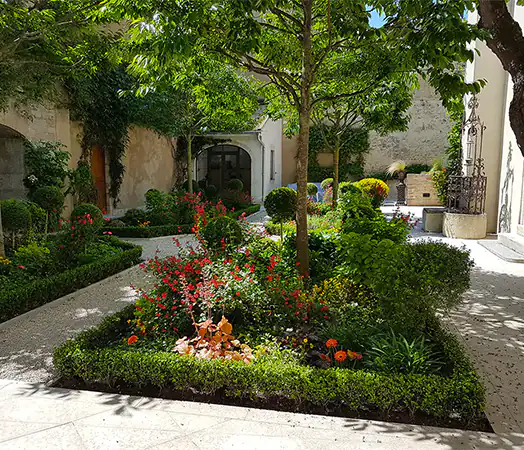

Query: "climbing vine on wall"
left=67, top=65, right=133, bottom=205
left=308, top=125, right=369, bottom=182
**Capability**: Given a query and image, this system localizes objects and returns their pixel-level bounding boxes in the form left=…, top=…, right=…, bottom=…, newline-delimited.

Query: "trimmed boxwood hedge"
left=53, top=306, right=485, bottom=422
left=0, top=238, right=142, bottom=323
left=104, top=205, right=261, bottom=238
left=103, top=224, right=193, bottom=238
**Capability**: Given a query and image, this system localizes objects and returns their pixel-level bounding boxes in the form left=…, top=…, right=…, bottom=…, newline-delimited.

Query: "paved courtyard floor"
left=1, top=215, right=524, bottom=448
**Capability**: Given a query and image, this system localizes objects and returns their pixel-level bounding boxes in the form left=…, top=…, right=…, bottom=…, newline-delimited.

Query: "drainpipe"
left=257, top=130, right=265, bottom=201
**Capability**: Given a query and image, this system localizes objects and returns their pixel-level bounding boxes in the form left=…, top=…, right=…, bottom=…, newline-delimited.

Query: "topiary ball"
left=321, top=178, right=334, bottom=191
left=353, top=178, right=390, bottom=208
left=32, top=186, right=65, bottom=213
left=123, top=208, right=148, bottom=226
left=227, top=178, right=244, bottom=191
left=205, top=184, right=218, bottom=199
left=201, top=216, right=244, bottom=252
left=71, top=203, right=104, bottom=232
left=307, top=183, right=319, bottom=196
left=338, top=182, right=362, bottom=196
left=264, top=187, right=297, bottom=223
left=0, top=199, right=31, bottom=232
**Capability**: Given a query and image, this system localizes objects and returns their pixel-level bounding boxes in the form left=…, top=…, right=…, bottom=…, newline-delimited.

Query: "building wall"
left=280, top=81, right=452, bottom=185
left=114, top=127, right=175, bottom=214
left=496, top=1, right=524, bottom=236
left=466, top=10, right=508, bottom=233
left=0, top=137, right=25, bottom=200
left=365, top=79, right=451, bottom=173
left=260, top=119, right=283, bottom=198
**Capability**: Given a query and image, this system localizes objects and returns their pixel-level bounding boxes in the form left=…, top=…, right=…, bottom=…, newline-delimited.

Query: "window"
left=270, top=149, right=275, bottom=181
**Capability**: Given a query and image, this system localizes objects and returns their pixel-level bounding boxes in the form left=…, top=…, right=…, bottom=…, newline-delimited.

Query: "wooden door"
left=91, top=146, right=107, bottom=212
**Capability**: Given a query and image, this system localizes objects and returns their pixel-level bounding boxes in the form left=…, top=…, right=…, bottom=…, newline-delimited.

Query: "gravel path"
left=0, top=235, right=194, bottom=383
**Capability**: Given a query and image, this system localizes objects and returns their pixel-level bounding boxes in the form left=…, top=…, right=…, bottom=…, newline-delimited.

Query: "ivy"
left=308, top=125, right=369, bottom=182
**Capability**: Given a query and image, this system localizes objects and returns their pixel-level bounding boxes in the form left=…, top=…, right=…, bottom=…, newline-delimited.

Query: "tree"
left=101, top=0, right=484, bottom=275
left=477, top=0, right=524, bottom=158
left=0, top=0, right=112, bottom=109
left=0, top=207, right=5, bottom=258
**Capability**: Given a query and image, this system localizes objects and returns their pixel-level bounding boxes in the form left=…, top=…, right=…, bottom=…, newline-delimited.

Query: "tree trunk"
left=332, top=138, right=340, bottom=207
left=0, top=206, right=5, bottom=258
left=295, top=0, right=313, bottom=277
left=478, top=0, right=524, bottom=158
left=187, top=134, right=194, bottom=194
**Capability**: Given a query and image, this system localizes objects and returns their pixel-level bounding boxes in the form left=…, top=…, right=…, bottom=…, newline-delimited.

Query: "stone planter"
left=423, top=208, right=445, bottom=233
left=443, top=212, right=487, bottom=239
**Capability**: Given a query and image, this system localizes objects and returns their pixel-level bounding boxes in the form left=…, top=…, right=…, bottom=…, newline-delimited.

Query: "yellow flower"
left=303, top=338, right=308, bottom=343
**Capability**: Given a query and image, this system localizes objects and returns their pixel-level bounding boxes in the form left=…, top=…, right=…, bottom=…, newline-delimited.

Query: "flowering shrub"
left=319, top=338, right=362, bottom=367
left=353, top=178, right=389, bottom=207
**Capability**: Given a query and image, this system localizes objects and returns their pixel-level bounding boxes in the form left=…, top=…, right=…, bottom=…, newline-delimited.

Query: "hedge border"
left=53, top=306, right=485, bottom=423
left=103, top=224, right=193, bottom=238
left=0, top=238, right=142, bottom=323
left=104, top=205, right=261, bottom=238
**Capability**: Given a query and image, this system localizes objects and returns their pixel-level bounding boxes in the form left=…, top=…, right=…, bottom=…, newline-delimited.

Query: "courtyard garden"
left=53, top=182, right=489, bottom=431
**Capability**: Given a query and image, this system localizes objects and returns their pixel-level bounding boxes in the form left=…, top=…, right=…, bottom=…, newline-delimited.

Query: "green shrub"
left=336, top=234, right=474, bottom=334
left=264, top=187, right=297, bottom=223
left=201, top=216, right=244, bottom=252
left=342, top=213, right=410, bottom=244
left=307, top=183, right=318, bottom=196
left=354, top=178, right=389, bottom=208
left=53, top=308, right=485, bottom=423
left=265, top=220, right=295, bottom=236
left=321, top=178, right=333, bottom=191
left=25, top=201, right=47, bottom=234
left=337, top=191, right=376, bottom=221
left=13, top=242, right=51, bottom=275
left=227, top=179, right=244, bottom=191
left=145, top=189, right=174, bottom=225
left=69, top=160, right=98, bottom=205
left=205, top=185, right=218, bottom=199
left=0, top=238, right=141, bottom=323
left=338, top=182, right=361, bottom=196
left=71, top=204, right=104, bottom=232
left=227, top=204, right=261, bottom=220
left=0, top=199, right=31, bottom=232
left=32, top=186, right=65, bottom=213
left=182, top=180, right=198, bottom=192
left=122, top=208, right=148, bottom=226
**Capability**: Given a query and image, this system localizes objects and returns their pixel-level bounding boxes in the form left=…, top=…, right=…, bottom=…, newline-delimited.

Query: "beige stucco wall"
left=365, top=79, right=451, bottom=174
left=114, top=127, right=175, bottom=214
left=281, top=134, right=298, bottom=186
left=466, top=11, right=508, bottom=233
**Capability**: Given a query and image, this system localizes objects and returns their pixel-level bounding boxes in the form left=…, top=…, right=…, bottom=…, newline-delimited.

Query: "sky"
left=369, top=10, right=386, bottom=28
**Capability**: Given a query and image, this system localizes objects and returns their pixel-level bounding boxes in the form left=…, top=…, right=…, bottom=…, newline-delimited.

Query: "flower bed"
left=52, top=190, right=487, bottom=430
left=54, top=304, right=486, bottom=430
left=0, top=238, right=141, bottom=323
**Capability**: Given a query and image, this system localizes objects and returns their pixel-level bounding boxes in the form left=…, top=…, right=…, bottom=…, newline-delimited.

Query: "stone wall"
left=406, top=174, right=442, bottom=207
left=0, top=137, right=25, bottom=200
left=365, top=79, right=451, bottom=174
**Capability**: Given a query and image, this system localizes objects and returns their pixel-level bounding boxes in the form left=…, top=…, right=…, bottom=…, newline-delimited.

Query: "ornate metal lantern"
left=446, top=95, right=487, bottom=214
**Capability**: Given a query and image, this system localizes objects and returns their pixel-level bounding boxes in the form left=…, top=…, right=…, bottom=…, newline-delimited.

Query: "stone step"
left=478, top=240, right=524, bottom=263
left=499, top=233, right=524, bottom=255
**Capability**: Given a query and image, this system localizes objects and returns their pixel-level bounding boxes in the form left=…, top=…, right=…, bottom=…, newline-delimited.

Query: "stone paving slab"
left=0, top=380, right=521, bottom=450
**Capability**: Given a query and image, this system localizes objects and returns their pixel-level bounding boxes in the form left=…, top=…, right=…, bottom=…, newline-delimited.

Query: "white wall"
left=260, top=118, right=283, bottom=200
left=465, top=9, right=508, bottom=233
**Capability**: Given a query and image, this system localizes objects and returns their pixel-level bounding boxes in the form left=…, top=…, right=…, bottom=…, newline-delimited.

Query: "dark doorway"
left=91, top=146, right=107, bottom=212
left=199, top=145, right=251, bottom=193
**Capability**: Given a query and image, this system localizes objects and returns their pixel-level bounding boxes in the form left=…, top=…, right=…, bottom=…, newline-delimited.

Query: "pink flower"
left=18, top=265, right=25, bottom=270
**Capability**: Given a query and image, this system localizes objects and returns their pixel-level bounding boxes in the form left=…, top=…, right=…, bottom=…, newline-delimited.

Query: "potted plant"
left=387, top=160, right=407, bottom=205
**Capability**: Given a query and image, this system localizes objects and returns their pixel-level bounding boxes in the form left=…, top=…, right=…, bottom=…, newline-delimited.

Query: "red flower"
left=320, top=354, right=331, bottom=362
left=334, top=350, right=347, bottom=362
left=326, top=339, right=338, bottom=348
left=127, top=335, right=138, bottom=345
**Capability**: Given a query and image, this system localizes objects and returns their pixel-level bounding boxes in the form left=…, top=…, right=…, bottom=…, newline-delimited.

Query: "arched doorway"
left=196, top=145, right=251, bottom=193
left=0, top=124, right=26, bottom=200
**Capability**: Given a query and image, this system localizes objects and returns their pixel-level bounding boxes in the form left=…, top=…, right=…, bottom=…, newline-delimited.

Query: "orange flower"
left=320, top=353, right=331, bottom=362
left=127, top=335, right=138, bottom=345
left=334, top=350, right=347, bottom=362
left=326, top=338, right=338, bottom=348
left=347, top=350, right=363, bottom=360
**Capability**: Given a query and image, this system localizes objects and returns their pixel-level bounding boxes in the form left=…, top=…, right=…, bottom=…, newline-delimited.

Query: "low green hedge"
left=103, top=224, right=193, bottom=238
left=54, top=306, right=484, bottom=422
left=0, top=238, right=142, bottom=323
left=265, top=220, right=296, bottom=236
left=105, top=206, right=261, bottom=238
